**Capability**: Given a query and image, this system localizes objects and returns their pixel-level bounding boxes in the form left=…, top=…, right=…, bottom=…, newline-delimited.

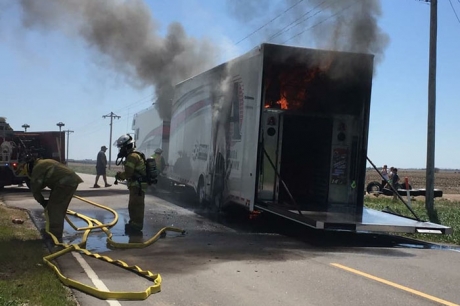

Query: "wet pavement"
left=2, top=176, right=458, bottom=254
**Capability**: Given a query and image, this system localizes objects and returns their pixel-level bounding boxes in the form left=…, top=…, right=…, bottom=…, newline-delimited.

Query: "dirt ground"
left=366, top=169, right=460, bottom=199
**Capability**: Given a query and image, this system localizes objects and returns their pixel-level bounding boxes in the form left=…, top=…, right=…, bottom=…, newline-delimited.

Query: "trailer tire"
left=366, top=181, right=382, bottom=194
left=197, top=177, right=207, bottom=207
left=213, top=192, right=223, bottom=212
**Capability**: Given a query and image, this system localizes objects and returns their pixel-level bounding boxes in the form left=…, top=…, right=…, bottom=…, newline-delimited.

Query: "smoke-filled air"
left=227, top=0, right=389, bottom=67
left=12, top=0, right=389, bottom=119
left=16, top=0, right=219, bottom=120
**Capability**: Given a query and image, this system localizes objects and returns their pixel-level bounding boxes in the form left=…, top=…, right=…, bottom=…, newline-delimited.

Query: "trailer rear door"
left=258, top=110, right=333, bottom=209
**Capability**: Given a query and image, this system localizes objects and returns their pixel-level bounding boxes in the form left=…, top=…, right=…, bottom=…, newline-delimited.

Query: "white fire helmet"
left=114, top=134, right=134, bottom=149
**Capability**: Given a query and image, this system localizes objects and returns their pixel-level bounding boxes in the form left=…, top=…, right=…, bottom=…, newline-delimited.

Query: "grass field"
left=364, top=196, right=460, bottom=245
left=366, top=168, right=460, bottom=194
left=0, top=204, right=77, bottom=306
left=67, top=161, right=123, bottom=178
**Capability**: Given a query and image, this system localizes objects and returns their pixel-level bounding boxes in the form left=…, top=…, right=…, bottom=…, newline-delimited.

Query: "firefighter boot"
left=125, top=223, right=143, bottom=236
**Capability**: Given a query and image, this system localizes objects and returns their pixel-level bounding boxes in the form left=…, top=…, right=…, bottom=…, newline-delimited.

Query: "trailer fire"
left=133, top=43, right=452, bottom=235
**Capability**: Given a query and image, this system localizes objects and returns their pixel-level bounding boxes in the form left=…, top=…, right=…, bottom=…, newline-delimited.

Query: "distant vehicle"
left=0, top=117, right=65, bottom=189
left=132, top=43, right=451, bottom=235
left=366, top=180, right=443, bottom=198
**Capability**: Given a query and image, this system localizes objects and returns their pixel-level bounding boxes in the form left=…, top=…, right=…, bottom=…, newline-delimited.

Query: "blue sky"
left=1, top=0, right=459, bottom=169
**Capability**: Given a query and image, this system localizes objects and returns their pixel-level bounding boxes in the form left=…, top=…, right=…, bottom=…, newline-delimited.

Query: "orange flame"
left=264, top=58, right=335, bottom=111
left=276, top=93, right=289, bottom=110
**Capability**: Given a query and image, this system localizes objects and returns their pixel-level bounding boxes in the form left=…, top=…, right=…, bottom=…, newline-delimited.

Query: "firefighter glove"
left=115, top=171, right=122, bottom=180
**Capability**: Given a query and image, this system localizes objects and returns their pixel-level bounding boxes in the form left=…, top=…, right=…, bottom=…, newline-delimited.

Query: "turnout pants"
left=46, top=184, right=78, bottom=239
left=128, top=186, right=145, bottom=231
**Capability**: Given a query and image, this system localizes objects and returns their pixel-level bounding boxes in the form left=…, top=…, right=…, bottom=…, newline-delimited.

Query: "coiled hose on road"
left=42, top=195, right=185, bottom=300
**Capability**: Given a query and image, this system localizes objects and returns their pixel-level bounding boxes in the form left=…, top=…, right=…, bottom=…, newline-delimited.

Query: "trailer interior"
left=255, top=44, right=451, bottom=235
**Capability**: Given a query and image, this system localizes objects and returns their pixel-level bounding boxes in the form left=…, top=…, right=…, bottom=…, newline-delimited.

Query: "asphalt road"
left=1, top=173, right=460, bottom=306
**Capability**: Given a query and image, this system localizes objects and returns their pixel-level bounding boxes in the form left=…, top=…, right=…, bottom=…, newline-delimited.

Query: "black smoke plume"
left=227, top=0, right=389, bottom=70
left=15, top=0, right=219, bottom=120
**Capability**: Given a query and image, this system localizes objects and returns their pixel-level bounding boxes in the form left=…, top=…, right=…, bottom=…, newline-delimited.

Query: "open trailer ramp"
left=255, top=204, right=452, bottom=235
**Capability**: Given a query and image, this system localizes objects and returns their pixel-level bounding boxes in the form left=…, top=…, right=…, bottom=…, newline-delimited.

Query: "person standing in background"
left=381, top=165, right=389, bottom=189
left=94, top=145, right=111, bottom=188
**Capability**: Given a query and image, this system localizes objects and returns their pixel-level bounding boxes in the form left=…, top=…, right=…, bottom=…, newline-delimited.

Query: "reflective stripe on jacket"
left=118, top=150, right=148, bottom=190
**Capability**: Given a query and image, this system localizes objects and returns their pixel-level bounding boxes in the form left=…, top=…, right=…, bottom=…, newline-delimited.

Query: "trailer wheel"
left=366, top=181, right=382, bottom=194
left=197, top=177, right=207, bottom=207
left=212, top=153, right=225, bottom=211
left=213, top=192, right=223, bottom=212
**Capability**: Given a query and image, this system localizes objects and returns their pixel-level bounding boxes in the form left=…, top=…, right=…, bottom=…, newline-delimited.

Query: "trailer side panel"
left=168, top=48, right=263, bottom=208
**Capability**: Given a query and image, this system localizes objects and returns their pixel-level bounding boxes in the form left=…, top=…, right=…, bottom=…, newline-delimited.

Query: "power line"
left=80, top=2, right=306, bottom=130
left=233, top=0, right=307, bottom=46
left=73, top=93, right=155, bottom=132
left=448, top=0, right=460, bottom=23
left=282, top=2, right=356, bottom=44
left=113, top=93, right=157, bottom=114
left=268, top=0, right=329, bottom=42
left=71, top=95, right=154, bottom=140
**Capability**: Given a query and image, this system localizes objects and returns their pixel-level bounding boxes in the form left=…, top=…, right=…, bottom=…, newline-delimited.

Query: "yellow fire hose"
left=42, top=195, right=185, bottom=300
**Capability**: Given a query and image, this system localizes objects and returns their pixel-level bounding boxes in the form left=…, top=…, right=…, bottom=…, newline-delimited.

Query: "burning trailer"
left=133, top=43, right=451, bottom=235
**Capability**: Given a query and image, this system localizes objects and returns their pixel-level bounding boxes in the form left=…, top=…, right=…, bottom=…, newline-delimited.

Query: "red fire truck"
left=0, top=117, right=65, bottom=189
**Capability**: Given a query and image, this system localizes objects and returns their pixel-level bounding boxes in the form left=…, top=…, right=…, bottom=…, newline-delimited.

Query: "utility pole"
left=65, top=130, right=74, bottom=162
left=425, top=0, right=437, bottom=212
left=103, top=112, right=121, bottom=169
left=56, top=122, right=65, bottom=163
left=21, top=124, right=30, bottom=132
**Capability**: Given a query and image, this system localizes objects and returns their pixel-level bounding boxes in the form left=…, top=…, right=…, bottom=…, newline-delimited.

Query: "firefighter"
left=114, top=134, right=147, bottom=234
left=25, top=157, right=83, bottom=242
left=151, top=148, right=166, bottom=175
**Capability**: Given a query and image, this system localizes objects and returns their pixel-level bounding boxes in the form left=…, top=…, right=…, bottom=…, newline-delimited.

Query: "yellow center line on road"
left=331, top=263, right=458, bottom=306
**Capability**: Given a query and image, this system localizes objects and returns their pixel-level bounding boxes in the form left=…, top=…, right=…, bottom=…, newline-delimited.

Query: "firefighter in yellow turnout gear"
left=27, top=158, right=83, bottom=241
left=114, top=134, right=148, bottom=234
left=152, top=148, right=166, bottom=174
